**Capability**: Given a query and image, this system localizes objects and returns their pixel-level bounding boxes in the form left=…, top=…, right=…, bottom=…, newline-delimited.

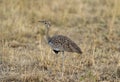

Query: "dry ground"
left=0, top=0, right=120, bottom=82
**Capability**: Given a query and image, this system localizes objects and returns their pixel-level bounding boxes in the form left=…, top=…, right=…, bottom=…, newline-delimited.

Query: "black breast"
left=53, top=50, right=60, bottom=54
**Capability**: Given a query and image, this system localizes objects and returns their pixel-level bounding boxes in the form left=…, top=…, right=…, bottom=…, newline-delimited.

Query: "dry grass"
left=0, top=0, right=120, bottom=82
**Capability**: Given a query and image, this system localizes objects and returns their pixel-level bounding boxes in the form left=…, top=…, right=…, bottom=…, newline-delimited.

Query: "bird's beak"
left=38, top=21, right=44, bottom=23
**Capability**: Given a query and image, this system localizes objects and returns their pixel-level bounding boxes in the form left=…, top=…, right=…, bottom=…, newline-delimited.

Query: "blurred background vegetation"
left=0, top=0, right=120, bottom=82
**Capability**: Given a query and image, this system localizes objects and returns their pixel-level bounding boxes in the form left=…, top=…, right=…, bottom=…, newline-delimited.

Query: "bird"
left=38, top=20, right=82, bottom=54
left=38, top=20, right=82, bottom=77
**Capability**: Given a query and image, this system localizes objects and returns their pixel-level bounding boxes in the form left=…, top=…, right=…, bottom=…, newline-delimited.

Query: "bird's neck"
left=46, top=28, right=51, bottom=42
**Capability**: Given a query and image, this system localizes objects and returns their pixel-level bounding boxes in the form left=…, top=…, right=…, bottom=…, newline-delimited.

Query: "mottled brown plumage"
left=48, top=35, right=82, bottom=54
left=38, top=20, right=82, bottom=54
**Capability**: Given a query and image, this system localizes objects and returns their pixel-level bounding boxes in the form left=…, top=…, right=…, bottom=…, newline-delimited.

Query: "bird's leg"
left=61, top=51, right=64, bottom=78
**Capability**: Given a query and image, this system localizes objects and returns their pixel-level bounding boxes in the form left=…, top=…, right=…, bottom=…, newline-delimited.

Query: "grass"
left=0, top=0, right=120, bottom=82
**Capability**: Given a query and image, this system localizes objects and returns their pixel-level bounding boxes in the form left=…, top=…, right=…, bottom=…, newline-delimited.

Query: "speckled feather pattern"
left=48, top=35, right=82, bottom=54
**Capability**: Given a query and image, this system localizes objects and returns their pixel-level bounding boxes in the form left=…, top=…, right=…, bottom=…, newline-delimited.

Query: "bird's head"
left=38, top=20, right=51, bottom=28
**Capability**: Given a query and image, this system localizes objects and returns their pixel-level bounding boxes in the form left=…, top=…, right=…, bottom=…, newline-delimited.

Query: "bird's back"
left=48, top=35, right=82, bottom=54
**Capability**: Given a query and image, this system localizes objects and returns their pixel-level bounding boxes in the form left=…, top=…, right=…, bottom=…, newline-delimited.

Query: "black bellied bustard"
left=38, top=20, right=82, bottom=77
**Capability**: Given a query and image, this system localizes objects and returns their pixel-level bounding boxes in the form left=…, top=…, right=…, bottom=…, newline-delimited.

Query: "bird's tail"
left=77, top=48, right=82, bottom=54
